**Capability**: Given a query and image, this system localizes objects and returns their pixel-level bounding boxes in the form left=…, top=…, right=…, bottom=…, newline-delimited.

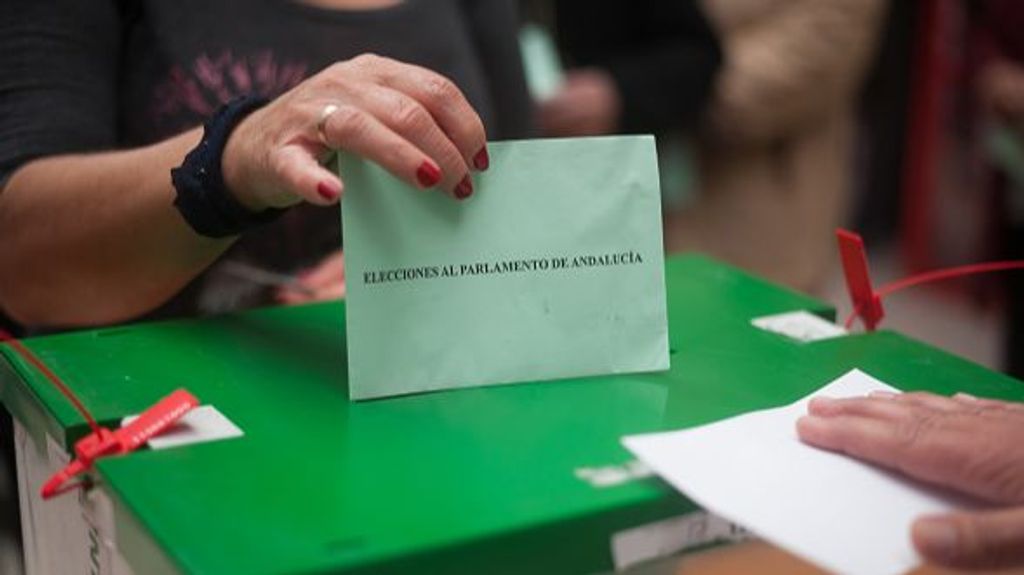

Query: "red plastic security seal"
left=0, top=328, right=198, bottom=499
left=836, top=229, right=1024, bottom=331
left=836, top=229, right=885, bottom=331
left=40, top=389, right=198, bottom=499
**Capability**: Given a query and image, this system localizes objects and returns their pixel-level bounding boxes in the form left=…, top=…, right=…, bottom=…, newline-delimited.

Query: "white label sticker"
left=611, top=510, right=753, bottom=570
left=574, top=459, right=652, bottom=488
left=121, top=405, right=243, bottom=450
left=751, top=310, right=847, bottom=343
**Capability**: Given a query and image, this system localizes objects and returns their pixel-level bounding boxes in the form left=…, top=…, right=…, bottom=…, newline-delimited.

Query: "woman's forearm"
left=0, top=127, right=234, bottom=326
left=0, top=54, right=492, bottom=328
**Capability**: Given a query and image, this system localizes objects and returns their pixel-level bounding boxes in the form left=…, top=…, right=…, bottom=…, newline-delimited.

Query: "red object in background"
left=837, top=229, right=1024, bottom=331
left=0, top=329, right=198, bottom=499
left=901, top=0, right=949, bottom=272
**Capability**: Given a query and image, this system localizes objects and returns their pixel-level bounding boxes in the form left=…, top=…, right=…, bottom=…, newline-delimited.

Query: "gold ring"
left=316, top=104, right=340, bottom=147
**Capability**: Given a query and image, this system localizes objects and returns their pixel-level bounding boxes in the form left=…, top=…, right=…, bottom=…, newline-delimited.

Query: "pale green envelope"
left=339, top=136, right=669, bottom=400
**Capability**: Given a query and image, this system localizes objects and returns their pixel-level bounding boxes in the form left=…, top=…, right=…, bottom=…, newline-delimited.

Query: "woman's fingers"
left=227, top=54, right=489, bottom=209
left=912, top=507, right=1024, bottom=570
left=319, top=103, right=442, bottom=193
left=370, top=57, right=489, bottom=173
left=267, top=144, right=343, bottom=206
left=352, top=86, right=474, bottom=198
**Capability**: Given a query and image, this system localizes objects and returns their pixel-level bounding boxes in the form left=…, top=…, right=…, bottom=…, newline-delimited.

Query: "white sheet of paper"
left=622, top=369, right=974, bottom=575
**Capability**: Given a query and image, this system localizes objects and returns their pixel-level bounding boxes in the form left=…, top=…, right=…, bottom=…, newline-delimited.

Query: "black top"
left=0, top=0, right=532, bottom=321
left=551, top=0, right=720, bottom=134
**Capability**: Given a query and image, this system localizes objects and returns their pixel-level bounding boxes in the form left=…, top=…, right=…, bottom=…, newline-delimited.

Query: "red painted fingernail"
left=416, top=161, right=442, bottom=188
left=473, top=146, right=489, bottom=171
left=317, top=180, right=340, bottom=201
left=454, top=175, right=473, bottom=199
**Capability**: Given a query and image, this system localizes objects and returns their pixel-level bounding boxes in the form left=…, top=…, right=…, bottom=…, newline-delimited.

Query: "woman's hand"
left=797, top=391, right=1024, bottom=570
left=277, top=251, right=345, bottom=304
left=223, top=54, right=490, bottom=211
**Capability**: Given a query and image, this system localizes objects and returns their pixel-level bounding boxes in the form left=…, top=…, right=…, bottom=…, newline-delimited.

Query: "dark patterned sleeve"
left=0, top=0, right=122, bottom=185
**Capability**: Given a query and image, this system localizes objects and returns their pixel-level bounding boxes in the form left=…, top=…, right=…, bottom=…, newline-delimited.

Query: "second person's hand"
left=277, top=250, right=346, bottom=305
left=797, top=391, right=1024, bottom=570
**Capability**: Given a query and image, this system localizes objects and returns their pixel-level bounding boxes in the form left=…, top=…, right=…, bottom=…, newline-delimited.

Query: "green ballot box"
left=2, top=256, right=1021, bottom=575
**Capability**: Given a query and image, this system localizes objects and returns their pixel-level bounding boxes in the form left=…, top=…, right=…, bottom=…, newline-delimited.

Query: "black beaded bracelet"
left=171, top=95, right=284, bottom=238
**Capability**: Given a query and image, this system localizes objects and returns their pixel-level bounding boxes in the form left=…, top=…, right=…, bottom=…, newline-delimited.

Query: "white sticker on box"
left=751, top=310, right=847, bottom=342
left=575, top=459, right=652, bottom=488
left=121, top=405, right=242, bottom=450
left=611, top=510, right=753, bottom=570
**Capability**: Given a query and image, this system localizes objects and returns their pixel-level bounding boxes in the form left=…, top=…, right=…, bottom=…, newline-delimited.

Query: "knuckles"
left=380, top=139, right=410, bottom=167
left=349, top=52, right=393, bottom=74
left=891, top=410, right=937, bottom=454
left=319, top=54, right=390, bottom=87
left=389, top=97, right=432, bottom=135
left=267, top=147, right=294, bottom=181
left=327, top=104, right=370, bottom=139
left=422, top=75, right=459, bottom=107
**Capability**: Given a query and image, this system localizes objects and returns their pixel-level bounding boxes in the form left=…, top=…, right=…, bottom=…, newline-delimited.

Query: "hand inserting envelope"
left=623, top=369, right=980, bottom=575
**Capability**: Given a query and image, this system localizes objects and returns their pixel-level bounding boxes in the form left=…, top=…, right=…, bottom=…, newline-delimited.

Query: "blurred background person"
left=520, top=0, right=1021, bottom=379
left=665, top=0, right=888, bottom=294
left=521, top=0, right=721, bottom=210
left=531, top=0, right=720, bottom=139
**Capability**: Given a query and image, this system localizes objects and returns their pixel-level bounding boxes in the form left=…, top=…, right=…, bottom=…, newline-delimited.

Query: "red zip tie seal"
left=1, top=329, right=198, bottom=499
left=41, top=389, right=199, bottom=499
left=837, top=229, right=885, bottom=331
left=836, top=229, right=1024, bottom=331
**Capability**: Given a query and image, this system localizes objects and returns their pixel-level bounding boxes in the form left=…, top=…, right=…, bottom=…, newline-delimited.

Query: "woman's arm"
left=0, top=55, right=490, bottom=327
left=0, top=0, right=217, bottom=326
left=0, top=129, right=227, bottom=326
